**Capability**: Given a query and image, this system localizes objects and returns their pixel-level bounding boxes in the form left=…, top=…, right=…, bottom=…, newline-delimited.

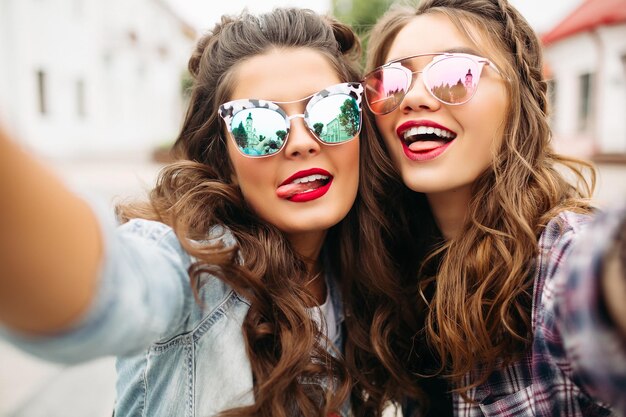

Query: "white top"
left=308, top=287, right=338, bottom=343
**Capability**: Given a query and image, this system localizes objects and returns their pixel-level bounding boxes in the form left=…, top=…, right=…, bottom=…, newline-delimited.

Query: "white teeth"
left=403, top=126, right=455, bottom=140
left=292, top=174, right=329, bottom=184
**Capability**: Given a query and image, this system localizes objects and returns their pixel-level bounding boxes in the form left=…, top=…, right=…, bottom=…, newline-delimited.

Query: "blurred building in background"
left=0, top=0, right=196, bottom=159
left=542, top=0, right=626, bottom=160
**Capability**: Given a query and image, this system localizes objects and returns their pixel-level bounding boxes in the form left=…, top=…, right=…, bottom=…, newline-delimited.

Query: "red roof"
left=541, top=0, right=626, bottom=45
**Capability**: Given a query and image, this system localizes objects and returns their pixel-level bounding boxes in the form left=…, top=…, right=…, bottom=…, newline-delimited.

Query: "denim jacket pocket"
left=142, top=334, right=195, bottom=417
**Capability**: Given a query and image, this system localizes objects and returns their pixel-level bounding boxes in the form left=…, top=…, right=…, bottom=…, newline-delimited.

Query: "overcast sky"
left=509, top=0, right=583, bottom=33
left=166, top=0, right=585, bottom=34
left=165, top=0, right=332, bottom=31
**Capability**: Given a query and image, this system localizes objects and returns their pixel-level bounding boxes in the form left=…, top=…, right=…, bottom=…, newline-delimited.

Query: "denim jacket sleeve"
left=0, top=197, right=225, bottom=364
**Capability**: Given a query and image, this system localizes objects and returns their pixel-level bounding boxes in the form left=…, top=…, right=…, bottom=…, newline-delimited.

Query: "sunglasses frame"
left=218, top=82, right=363, bottom=158
left=363, top=52, right=503, bottom=115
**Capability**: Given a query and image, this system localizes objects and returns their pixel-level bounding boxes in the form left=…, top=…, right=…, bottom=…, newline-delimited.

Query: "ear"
left=230, top=170, right=239, bottom=186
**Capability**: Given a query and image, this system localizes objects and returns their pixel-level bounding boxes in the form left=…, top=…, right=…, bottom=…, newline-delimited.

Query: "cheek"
left=342, top=139, right=360, bottom=184
left=234, top=162, right=268, bottom=192
left=230, top=163, right=271, bottom=220
left=465, top=86, right=508, bottom=150
left=335, top=141, right=360, bottom=215
left=485, top=100, right=508, bottom=153
left=374, top=115, right=396, bottom=151
left=227, top=145, right=260, bottom=192
left=374, top=113, right=391, bottom=134
left=226, top=144, right=241, bottom=186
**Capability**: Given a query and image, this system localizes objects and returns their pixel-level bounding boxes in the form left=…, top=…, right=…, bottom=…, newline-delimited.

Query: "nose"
left=401, top=71, right=441, bottom=113
left=283, top=114, right=321, bottom=158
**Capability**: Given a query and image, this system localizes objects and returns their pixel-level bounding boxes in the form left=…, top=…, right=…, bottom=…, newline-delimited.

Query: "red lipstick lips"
left=396, top=120, right=457, bottom=161
left=276, top=168, right=333, bottom=202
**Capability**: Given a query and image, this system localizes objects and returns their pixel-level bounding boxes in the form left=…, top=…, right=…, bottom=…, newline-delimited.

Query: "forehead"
left=385, top=13, right=490, bottom=63
left=229, top=48, right=342, bottom=103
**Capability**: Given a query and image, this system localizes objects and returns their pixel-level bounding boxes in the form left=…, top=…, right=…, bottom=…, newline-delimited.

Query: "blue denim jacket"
left=1, top=207, right=348, bottom=416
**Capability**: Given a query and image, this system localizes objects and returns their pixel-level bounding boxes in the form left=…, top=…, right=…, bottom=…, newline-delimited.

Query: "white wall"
left=545, top=23, right=626, bottom=156
left=0, top=0, right=194, bottom=158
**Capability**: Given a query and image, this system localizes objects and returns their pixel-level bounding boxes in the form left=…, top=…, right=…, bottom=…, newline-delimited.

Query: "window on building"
left=76, top=79, right=86, bottom=119
left=622, top=54, right=626, bottom=146
left=547, top=78, right=557, bottom=121
left=127, top=30, right=138, bottom=45
left=157, top=45, right=169, bottom=60
left=578, top=72, right=593, bottom=132
left=36, top=70, right=47, bottom=115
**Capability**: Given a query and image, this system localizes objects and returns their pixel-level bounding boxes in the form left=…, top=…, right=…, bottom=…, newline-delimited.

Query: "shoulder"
left=117, top=218, right=179, bottom=254
left=114, top=218, right=245, bottom=329
left=544, top=206, right=626, bottom=299
left=117, top=219, right=237, bottom=254
left=537, top=211, right=594, bottom=274
left=539, top=211, right=593, bottom=250
left=533, top=211, right=595, bottom=315
left=119, top=218, right=175, bottom=239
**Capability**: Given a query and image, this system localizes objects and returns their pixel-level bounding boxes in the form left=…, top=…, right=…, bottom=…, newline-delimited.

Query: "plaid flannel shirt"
left=452, top=211, right=624, bottom=417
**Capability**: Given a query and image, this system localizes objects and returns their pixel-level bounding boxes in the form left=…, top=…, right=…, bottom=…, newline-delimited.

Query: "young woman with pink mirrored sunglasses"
left=343, top=1, right=626, bottom=416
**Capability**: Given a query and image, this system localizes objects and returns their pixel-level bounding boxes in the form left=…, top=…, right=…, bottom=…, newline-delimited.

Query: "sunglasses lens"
left=426, top=56, right=479, bottom=104
left=230, top=108, right=287, bottom=157
left=307, top=94, right=361, bottom=143
left=364, top=67, right=408, bottom=114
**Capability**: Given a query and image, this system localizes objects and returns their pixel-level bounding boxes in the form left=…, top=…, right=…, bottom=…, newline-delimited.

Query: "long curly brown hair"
left=116, top=8, right=376, bottom=417
left=344, top=0, right=597, bottom=414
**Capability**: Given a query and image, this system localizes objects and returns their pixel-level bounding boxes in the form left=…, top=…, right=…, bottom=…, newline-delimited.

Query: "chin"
left=291, top=214, right=346, bottom=234
left=401, top=174, right=426, bottom=193
left=402, top=176, right=442, bottom=194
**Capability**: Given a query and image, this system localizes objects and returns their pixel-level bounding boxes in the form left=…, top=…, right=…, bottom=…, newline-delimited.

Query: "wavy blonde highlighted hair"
left=345, top=0, right=596, bottom=414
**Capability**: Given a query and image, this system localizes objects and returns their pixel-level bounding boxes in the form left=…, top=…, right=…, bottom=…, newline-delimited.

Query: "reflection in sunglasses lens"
left=224, top=84, right=362, bottom=157
left=426, top=57, right=477, bottom=104
left=366, top=67, right=408, bottom=114
left=230, top=108, right=287, bottom=156
left=308, top=95, right=360, bottom=143
left=366, top=56, right=481, bottom=113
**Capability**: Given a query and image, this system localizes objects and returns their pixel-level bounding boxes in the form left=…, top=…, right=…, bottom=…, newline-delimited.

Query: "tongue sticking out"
left=276, top=179, right=327, bottom=199
left=408, top=140, right=449, bottom=152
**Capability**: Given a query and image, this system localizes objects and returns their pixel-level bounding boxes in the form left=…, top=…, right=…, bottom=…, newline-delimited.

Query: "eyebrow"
left=441, top=47, right=481, bottom=55
left=391, top=47, right=483, bottom=64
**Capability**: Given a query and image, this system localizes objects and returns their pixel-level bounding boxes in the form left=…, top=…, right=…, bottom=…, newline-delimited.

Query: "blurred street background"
left=1, top=0, right=625, bottom=415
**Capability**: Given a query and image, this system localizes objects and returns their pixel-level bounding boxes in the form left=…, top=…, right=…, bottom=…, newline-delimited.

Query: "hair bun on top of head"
left=187, top=36, right=207, bottom=78
left=325, top=16, right=361, bottom=58
left=187, top=14, right=238, bottom=78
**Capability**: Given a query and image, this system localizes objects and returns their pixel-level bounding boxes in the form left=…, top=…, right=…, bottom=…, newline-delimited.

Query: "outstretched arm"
left=603, top=217, right=626, bottom=339
left=554, top=206, right=626, bottom=413
left=0, top=125, right=102, bottom=334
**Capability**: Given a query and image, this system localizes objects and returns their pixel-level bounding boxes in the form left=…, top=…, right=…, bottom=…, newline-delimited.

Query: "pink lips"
left=396, top=120, right=456, bottom=162
left=276, top=168, right=333, bottom=202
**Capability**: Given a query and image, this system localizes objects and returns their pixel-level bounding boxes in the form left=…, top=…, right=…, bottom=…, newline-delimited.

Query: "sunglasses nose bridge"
left=407, top=69, right=423, bottom=95
left=286, top=113, right=305, bottom=123
left=285, top=113, right=308, bottom=134
left=401, top=67, right=442, bottom=110
left=282, top=113, right=322, bottom=157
